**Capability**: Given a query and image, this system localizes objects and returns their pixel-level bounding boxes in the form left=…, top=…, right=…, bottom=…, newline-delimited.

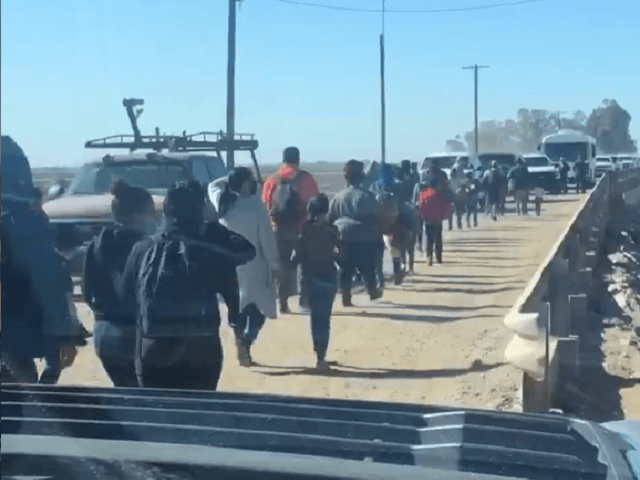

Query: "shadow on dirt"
left=256, top=359, right=506, bottom=379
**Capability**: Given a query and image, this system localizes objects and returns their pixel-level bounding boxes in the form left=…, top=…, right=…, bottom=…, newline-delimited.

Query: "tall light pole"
left=556, top=110, right=567, bottom=130
left=380, top=0, right=386, bottom=164
left=226, top=0, right=239, bottom=169
left=462, top=64, right=489, bottom=155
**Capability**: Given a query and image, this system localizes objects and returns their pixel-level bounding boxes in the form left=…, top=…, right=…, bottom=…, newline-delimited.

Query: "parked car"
left=522, top=153, right=562, bottom=193
left=43, top=151, right=227, bottom=276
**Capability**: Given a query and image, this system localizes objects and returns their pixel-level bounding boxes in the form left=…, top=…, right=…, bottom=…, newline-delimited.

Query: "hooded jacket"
left=83, top=227, right=146, bottom=323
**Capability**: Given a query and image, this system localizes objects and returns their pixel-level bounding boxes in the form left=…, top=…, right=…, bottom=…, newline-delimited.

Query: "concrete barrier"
left=503, top=168, right=640, bottom=413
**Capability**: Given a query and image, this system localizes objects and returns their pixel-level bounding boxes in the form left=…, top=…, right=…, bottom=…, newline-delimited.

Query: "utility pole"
left=556, top=110, right=567, bottom=130
left=462, top=64, right=489, bottom=155
left=380, top=0, right=386, bottom=164
left=226, top=0, right=238, bottom=169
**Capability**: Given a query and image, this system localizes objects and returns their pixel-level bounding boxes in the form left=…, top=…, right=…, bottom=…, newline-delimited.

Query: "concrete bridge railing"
left=503, top=168, right=640, bottom=413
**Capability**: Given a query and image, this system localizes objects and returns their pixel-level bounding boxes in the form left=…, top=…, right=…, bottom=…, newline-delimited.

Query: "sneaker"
left=316, top=359, right=330, bottom=374
left=370, top=288, right=383, bottom=301
left=236, top=338, right=253, bottom=368
left=279, top=302, right=291, bottom=314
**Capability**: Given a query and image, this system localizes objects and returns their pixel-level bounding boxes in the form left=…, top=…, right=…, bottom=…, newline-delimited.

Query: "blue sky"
left=2, top=0, right=639, bottom=167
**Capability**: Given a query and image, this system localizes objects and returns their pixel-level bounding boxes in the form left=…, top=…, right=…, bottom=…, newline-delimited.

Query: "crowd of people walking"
left=1, top=135, right=560, bottom=390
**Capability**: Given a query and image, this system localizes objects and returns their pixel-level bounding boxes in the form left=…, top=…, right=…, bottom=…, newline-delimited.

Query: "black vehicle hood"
left=1, top=385, right=637, bottom=480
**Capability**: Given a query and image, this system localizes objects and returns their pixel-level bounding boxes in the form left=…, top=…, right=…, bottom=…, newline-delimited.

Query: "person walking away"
left=1, top=136, right=85, bottom=385
left=417, top=176, right=449, bottom=266
left=122, top=181, right=256, bottom=390
left=574, top=157, right=588, bottom=193
left=465, top=171, right=480, bottom=228
left=261, top=147, right=319, bottom=314
left=508, top=157, right=531, bottom=215
left=330, top=160, right=383, bottom=306
left=292, top=194, right=341, bottom=373
left=372, top=162, right=408, bottom=285
left=395, top=160, right=420, bottom=273
left=209, top=168, right=281, bottom=367
left=82, top=179, right=157, bottom=387
left=483, top=161, right=505, bottom=221
left=449, top=162, right=468, bottom=230
left=533, top=180, right=545, bottom=216
left=410, top=162, right=424, bottom=252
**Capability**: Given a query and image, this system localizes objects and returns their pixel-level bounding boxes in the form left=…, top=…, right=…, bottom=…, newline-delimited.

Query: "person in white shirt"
left=533, top=181, right=545, bottom=216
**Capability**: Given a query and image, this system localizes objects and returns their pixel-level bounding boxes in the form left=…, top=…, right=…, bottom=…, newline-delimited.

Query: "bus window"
left=591, top=145, right=596, bottom=157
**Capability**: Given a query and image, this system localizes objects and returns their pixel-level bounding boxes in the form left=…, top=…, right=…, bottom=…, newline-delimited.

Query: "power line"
left=265, top=0, right=543, bottom=14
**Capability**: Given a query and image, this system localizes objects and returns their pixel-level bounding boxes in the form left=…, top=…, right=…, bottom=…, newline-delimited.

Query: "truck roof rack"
left=84, top=98, right=259, bottom=154
left=85, top=131, right=259, bottom=153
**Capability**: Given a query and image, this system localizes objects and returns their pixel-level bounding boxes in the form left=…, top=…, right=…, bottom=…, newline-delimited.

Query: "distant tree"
left=586, top=100, right=637, bottom=153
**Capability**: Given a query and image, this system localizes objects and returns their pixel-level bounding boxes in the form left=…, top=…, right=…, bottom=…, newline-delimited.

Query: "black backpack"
left=269, top=171, right=304, bottom=227
left=137, top=234, right=214, bottom=338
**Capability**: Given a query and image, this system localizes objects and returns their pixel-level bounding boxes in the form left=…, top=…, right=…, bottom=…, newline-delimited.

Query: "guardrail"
left=503, top=168, right=640, bottom=413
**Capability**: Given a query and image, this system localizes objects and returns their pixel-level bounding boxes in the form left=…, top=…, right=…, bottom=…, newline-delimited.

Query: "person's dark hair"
left=411, top=162, right=418, bottom=172
left=164, top=180, right=205, bottom=224
left=110, top=179, right=154, bottom=222
left=218, top=167, right=254, bottom=218
left=428, top=175, right=441, bottom=189
left=33, top=187, right=43, bottom=202
left=307, top=193, right=329, bottom=220
left=401, top=159, right=411, bottom=173
left=344, top=159, right=365, bottom=186
left=283, top=146, right=300, bottom=165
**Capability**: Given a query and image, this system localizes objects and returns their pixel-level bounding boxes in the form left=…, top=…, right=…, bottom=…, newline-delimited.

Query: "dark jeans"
left=466, top=199, right=478, bottom=226
left=275, top=236, right=298, bottom=304
left=535, top=198, right=542, bottom=216
left=340, top=241, right=379, bottom=302
left=137, top=335, right=224, bottom=390
left=235, top=303, right=266, bottom=347
left=308, top=272, right=337, bottom=362
left=93, top=319, right=138, bottom=387
left=576, top=178, right=587, bottom=193
left=39, top=346, right=62, bottom=385
left=424, top=223, right=443, bottom=263
left=401, top=231, right=417, bottom=272
left=453, top=200, right=466, bottom=229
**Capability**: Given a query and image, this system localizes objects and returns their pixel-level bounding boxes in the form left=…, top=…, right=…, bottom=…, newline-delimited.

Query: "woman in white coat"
left=208, top=167, right=281, bottom=367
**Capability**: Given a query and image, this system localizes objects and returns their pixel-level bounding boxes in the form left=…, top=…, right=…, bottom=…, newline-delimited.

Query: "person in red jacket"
left=416, top=175, right=451, bottom=266
left=261, top=147, right=319, bottom=314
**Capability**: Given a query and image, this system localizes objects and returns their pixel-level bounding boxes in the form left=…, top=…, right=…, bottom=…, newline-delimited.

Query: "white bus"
left=539, top=129, right=598, bottom=184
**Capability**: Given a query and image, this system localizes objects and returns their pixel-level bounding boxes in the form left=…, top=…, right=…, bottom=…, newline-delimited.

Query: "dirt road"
left=61, top=194, right=587, bottom=411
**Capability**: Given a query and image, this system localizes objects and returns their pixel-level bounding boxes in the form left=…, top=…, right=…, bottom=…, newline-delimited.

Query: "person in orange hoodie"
left=261, top=147, right=319, bottom=314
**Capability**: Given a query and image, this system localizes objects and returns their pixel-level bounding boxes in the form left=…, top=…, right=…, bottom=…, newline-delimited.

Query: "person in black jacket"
left=121, top=181, right=256, bottom=390
left=83, top=179, right=157, bottom=387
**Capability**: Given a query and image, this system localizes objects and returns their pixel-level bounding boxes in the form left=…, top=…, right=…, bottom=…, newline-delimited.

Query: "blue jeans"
left=309, top=272, right=337, bottom=361
left=235, top=303, right=266, bottom=347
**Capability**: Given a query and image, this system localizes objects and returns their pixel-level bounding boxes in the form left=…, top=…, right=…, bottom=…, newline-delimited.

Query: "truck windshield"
left=68, top=162, right=190, bottom=195
left=525, top=156, right=550, bottom=167
left=422, top=156, right=458, bottom=170
left=478, top=153, right=516, bottom=169
left=543, top=142, right=589, bottom=163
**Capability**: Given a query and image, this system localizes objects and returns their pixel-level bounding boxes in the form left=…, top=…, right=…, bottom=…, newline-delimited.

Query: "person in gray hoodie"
left=329, top=160, right=383, bottom=307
